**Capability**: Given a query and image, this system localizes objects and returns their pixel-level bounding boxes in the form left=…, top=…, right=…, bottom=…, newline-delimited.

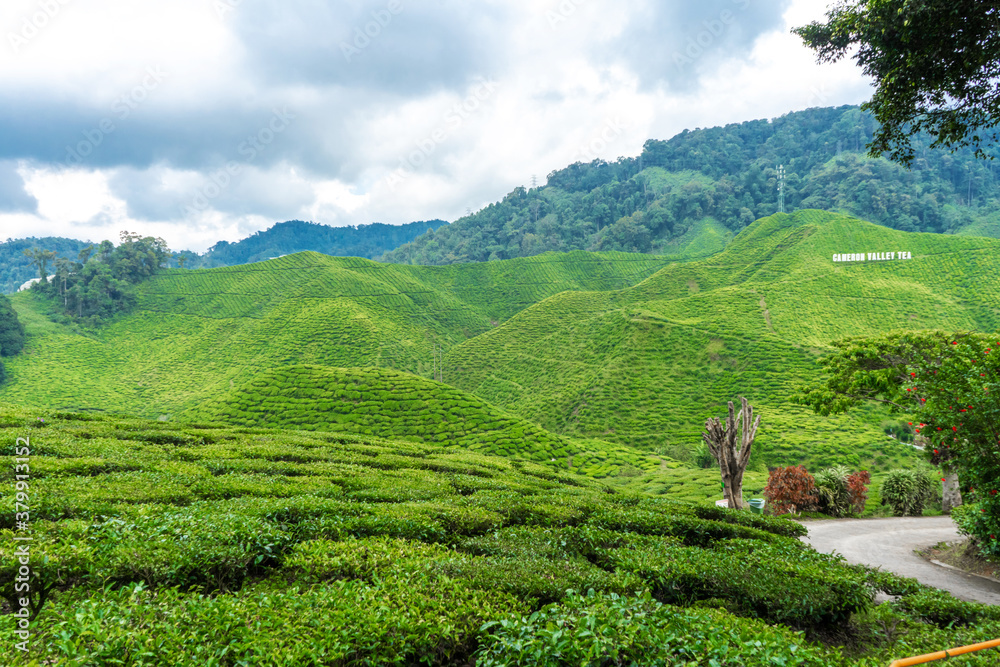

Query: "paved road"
left=802, top=516, right=1000, bottom=605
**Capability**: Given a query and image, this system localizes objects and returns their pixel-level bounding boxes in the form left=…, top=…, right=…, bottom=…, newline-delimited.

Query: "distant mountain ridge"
left=188, top=219, right=449, bottom=268
left=0, top=218, right=449, bottom=294
left=381, top=105, right=1000, bottom=266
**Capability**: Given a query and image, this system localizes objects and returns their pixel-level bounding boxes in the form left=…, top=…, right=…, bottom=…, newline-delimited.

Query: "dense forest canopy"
left=26, top=232, right=172, bottom=324
left=0, top=237, right=92, bottom=294
left=381, top=105, right=1000, bottom=266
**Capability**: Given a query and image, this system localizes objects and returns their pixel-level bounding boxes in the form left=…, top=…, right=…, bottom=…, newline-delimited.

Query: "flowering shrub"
left=904, top=335, right=1000, bottom=550
left=952, top=501, right=1000, bottom=557
left=799, top=332, right=1000, bottom=553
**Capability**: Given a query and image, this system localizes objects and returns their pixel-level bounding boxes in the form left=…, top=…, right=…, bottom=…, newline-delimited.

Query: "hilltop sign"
left=833, top=252, right=913, bottom=263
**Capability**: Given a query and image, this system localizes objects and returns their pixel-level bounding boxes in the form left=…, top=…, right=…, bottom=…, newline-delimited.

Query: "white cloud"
left=0, top=0, right=871, bottom=253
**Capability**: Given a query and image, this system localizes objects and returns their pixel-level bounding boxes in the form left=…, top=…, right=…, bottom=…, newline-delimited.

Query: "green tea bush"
left=475, top=590, right=834, bottom=666
left=691, top=503, right=808, bottom=538
left=434, top=553, right=644, bottom=606
left=3, top=576, right=526, bottom=666
left=881, top=469, right=936, bottom=516
left=602, top=537, right=872, bottom=629
left=859, top=566, right=927, bottom=596
left=587, top=506, right=778, bottom=546
left=285, top=537, right=450, bottom=582
left=93, top=509, right=294, bottom=591
left=0, top=522, right=95, bottom=619
left=892, top=588, right=1000, bottom=628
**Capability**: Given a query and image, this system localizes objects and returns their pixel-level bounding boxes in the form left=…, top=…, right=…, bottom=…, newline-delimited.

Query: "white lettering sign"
left=832, top=251, right=912, bottom=262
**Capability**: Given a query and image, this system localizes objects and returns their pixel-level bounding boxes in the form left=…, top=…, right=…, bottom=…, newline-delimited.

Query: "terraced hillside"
left=1, top=250, right=672, bottom=417
left=4, top=210, right=999, bottom=471
left=3, top=407, right=999, bottom=665
left=445, top=210, right=1000, bottom=469
left=188, top=365, right=670, bottom=478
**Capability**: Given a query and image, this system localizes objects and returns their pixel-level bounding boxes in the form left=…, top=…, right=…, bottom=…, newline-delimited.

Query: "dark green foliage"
left=892, top=588, right=1000, bottom=628
left=383, top=106, right=1000, bottom=267
left=0, top=294, right=25, bottom=357
left=690, top=503, right=807, bottom=538
left=795, top=1, right=1000, bottom=165
left=30, top=232, right=171, bottom=322
left=602, top=538, right=874, bottom=628
left=0, top=236, right=91, bottom=294
left=881, top=469, right=936, bottom=516
left=814, top=465, right=854, bottom=517
left=585, top=506, right=779, bottom=546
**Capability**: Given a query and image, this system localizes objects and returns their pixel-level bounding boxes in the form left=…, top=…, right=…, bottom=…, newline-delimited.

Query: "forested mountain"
left=1, top=219, right=448, bottom=294
left=185, top=219, right=448, bottom=268
left=381, top=105, right=1000, bottom=265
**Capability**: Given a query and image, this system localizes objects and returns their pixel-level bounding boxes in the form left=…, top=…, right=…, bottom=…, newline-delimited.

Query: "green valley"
left=6, top=210, right=997, bottom=476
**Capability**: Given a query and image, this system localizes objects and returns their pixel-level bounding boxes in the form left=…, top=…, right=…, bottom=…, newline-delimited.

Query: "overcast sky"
left=0, top=0, right=871, bottom=253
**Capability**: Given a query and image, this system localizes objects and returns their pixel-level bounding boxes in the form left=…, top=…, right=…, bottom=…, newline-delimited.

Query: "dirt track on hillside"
left=801, top=516, right=1000, bottom=605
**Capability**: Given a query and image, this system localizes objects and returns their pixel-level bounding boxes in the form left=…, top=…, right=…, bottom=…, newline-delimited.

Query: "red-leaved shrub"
left=764, top=466, right=818, bottom=515
left=847, top=470, right=871, bottom=514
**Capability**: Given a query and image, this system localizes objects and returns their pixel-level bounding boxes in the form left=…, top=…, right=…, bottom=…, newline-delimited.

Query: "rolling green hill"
left=4, top=210, right=999, bottom=473
left=0, top=251, right=678, bottom=479
left=187, top=365, right=671, bottom=478
left=444, top=209, right=1000, bottom=469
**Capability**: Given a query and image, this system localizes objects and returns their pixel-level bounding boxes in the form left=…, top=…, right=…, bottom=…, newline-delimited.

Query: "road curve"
left=801, top=516, right=1000, bottom=605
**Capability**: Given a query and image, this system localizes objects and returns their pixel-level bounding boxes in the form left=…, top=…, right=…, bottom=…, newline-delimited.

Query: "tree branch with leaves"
left=795, top=0, right=1000, bottom=166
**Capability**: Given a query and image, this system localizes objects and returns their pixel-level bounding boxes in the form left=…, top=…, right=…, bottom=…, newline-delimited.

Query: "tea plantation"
left=187, top=365, right=672, bottom=478
left=2, top=209, right=998, bottom=475
left=0, top=250, right=673, bottom=419
left=445, top=210, right=1000, bottom=469
left=3, top=407, right=1000, bottom=666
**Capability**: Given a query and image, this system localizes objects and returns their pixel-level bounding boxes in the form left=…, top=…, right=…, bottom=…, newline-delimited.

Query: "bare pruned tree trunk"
left=703, top=396, right=760, bottom=510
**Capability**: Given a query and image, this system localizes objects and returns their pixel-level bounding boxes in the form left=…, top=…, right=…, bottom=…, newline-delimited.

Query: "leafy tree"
left=795, top=1, right=1000, bottom=165
left=882, top=468, right=935, bottom=517
left=798, top=331, right=1000, bottom=554
left=27, top=233, right=170, bottom=323
left=22, top=248, right=57, bottom=284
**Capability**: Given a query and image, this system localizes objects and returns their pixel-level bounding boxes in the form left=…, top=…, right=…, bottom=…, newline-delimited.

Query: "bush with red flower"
left=798, top=331, right=1000, bottom=556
